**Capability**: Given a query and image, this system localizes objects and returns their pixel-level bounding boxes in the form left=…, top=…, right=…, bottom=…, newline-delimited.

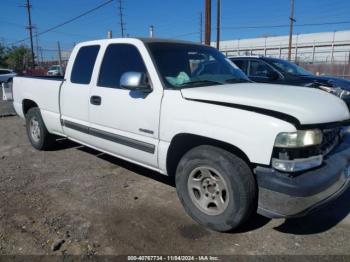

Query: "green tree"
left=0, top=43, right=8, bottom=68
left=5, top=45, right=31, bottom=72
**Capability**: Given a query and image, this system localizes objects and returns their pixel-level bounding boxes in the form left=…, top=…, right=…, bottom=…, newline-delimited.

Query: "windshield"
left=269, top=59, right=312, bottom=76
left=147, top=42, right=249, bottom=88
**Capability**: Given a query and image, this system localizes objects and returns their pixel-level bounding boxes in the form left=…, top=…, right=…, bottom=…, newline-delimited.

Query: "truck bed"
left=12, top=76, right=64, bottom=135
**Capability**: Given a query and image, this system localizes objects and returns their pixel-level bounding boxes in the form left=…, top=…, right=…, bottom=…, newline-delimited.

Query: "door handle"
left=90, top=96, right=101, bottom=105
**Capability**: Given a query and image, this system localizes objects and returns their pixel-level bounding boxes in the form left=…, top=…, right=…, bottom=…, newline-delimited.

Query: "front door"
left=88, top=41, right=163, bottom=168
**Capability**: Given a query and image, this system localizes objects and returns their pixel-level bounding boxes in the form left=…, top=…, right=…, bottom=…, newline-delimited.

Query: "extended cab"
left=12, top=38, right=350, bottom=232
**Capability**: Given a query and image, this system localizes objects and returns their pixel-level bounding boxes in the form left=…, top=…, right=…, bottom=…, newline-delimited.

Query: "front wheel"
left=175, top=145, right=257, bottom=232
left=25, top=107, right=56, bottom=150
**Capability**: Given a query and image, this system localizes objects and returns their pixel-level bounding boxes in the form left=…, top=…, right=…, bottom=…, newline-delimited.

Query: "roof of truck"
left=137, top=37, right=202, bottom=45
left=77, top=37, right=203, bottom=47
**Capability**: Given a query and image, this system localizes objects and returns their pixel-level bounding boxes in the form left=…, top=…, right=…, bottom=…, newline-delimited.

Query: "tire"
left=25, top=107, right=56, bottom=150
left=175, top=145, right=257, bottom=232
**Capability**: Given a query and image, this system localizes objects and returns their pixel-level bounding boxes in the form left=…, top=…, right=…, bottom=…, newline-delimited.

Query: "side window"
left=70, top=45, right=100, bottom=84
left=249, top=60, right=274, bottom=77
left=0, top=70, right=9, bottom=75
left=98, top=44, right=147, bottom=88
left=232, top=60, right=247, bottom=74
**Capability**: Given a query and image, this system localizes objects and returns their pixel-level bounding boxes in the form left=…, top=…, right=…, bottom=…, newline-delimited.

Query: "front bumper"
left=255, top=134, right=350, bottom=219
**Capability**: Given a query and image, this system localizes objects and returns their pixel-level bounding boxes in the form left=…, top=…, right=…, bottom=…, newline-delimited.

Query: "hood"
left=299, top=75, right=350, bottom=90
left=181, top=83, right=350, bottom=126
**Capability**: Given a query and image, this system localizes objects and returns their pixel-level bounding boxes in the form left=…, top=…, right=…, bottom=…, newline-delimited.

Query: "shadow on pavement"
left=54, top=139, right=350, bottom=234
left=232, top=213, right=271, bottom=233
left=78, top=145, right=175, bottom=187
left=274, top=188, right=350, bottom=235
left=48, top=138, right=82, bottom=151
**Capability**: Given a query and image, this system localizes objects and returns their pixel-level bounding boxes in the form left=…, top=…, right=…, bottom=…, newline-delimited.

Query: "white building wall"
left=214, top=30, right=350, bottom=63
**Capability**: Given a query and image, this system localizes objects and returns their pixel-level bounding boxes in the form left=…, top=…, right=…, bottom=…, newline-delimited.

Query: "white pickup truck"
left=12, top=38, right=350, bottom=232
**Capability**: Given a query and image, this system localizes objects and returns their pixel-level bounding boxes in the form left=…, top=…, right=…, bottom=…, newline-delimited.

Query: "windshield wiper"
left=179, top=80, right=224, bottom=88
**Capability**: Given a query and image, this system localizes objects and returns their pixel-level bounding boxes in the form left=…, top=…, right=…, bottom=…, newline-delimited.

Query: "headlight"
left=319, top=85, right=350, bottom=98
left=274, top=129, right=323, bottom=148
left=339, top=89, right=350, bottom=98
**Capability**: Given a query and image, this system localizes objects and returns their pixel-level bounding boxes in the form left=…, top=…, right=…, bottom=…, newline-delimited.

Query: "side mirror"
left=120, top=72, right=152, bottom=92
left=267, top=71, right=279, bottom=81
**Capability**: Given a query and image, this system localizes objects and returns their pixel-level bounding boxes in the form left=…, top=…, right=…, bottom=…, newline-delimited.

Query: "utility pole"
left=216, top=0, right=221, bottom=50
left=24, top=0, right=35, bottom=67
left=287, top=0, right=295, bottom=61
left=205, top=0, right=211, bottom=45
left=34, top=27, right=40, bottom=67
left=39, top=46, right=43, bottom=64
left=331, top=30, right=336, bottom=64
left=57, top=41, right=63, bottom=76
left=199, top=12, right=203, bottom=43
left=117, top=0, right=125, bottom=37
left=149, top=25, right=154, bottom=38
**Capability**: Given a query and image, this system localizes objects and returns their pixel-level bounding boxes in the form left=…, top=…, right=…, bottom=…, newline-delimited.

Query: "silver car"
left=0, top=69, right=16, bottom=83
left=46, top=65, right=63, bottom=76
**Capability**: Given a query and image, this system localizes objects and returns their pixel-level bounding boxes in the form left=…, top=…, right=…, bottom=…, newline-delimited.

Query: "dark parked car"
left=230, top=56, right=350, bottom=107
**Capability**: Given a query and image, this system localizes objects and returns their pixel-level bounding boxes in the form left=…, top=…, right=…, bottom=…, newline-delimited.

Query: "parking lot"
left=0, top=112, right=350, bottom=256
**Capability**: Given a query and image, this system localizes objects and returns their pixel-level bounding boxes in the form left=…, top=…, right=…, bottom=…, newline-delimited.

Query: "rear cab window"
left=70, top=45, right=100, bottom=84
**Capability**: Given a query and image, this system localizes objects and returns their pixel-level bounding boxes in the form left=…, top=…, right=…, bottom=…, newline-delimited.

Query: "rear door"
left=60, top=44, right=100, bottom=144
left=88, top=41, right=163, bottom=168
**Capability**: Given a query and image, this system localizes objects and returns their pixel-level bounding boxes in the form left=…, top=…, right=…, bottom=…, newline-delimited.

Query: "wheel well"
left=166, top=133, right=251, bottom=177
left=22, top=99, right=38, bottom=115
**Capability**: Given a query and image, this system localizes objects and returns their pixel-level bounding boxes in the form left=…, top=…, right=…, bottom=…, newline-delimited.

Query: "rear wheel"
left=25, top=107, right=56, bottom=150
left=175, top=145, right=257, bottom=232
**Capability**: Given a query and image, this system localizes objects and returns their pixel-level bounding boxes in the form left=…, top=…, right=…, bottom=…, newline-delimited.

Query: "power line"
left=171, top=31, right=199, bottom=38
left=0, top=20, right=95, bottom=39
left=10, top=0, right=115, bottom=45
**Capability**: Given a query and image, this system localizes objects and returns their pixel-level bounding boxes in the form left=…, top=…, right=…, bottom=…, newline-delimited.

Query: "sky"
left=1, top=0, right=350, bottom=59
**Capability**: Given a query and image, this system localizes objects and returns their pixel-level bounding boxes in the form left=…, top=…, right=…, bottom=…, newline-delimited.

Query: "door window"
left=98, top=44, right=147, bottom=88
left=232, top=59, right=247, bottom=74
left=70, top=45, right=100, bottom=84
left=0, top=70, right=11, bottom=75
left=248, top=60, right=274, bottom=77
